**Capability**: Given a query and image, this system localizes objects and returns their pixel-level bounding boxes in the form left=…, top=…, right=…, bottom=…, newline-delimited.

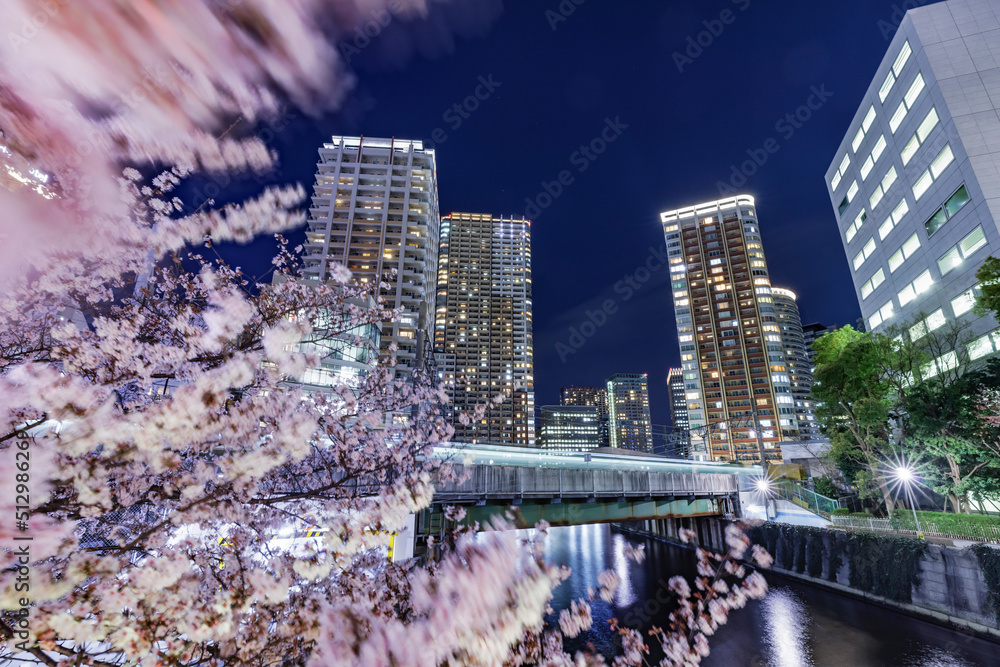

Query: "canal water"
left=543, top=524, right=1000, bottom=666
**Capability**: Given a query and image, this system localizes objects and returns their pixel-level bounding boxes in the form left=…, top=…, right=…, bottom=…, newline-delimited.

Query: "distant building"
left=802, top=322, right=836, bottom=369
left=824, top=0, right=1000, bottom=366
left=772, top=289, right=820, bottom=439
left=666, top=368, right=690, bottom=453
left=560, top=385, right=610, bottom=446
left=538, top=405, right=601, bottom=452
left=301, top=136, right=440, bottom=380
left=435, top=212, right=534, bottom=447
left=660, top=195, right=797, bottom=463
left=606, top=373, right=653, bottom=453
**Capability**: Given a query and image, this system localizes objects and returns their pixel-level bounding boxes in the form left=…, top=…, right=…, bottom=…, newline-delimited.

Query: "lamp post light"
left=894, top=464, right=924, bottom=540
left=753, top=476, right=775, bottom=521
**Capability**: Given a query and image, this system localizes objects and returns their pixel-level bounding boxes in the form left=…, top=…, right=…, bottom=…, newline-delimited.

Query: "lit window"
left=930, top=145, right=955, bottom=178
left=913, top=144, right=955, bottom=200
left=852, top=106, right=878, bottom=153
left=898, top=107, right=941, bottom=168
left=938, top=226, right=987, bottom=276
left=860, top=268, right=886, bottom=300
left=878, top=198, right=909, bottom=240
left=831, top=153, right=851, bottom=190
left=889, top=72, right=925, bottom=133
left=968, top=333, right=996, bottom=360
left=888, top=233, right=920, bottom=273
left=846, top=209, right=867, bottom=242
left=853, top=237, right=877, bottom=270
left=897, top=269, right=932, bottom=306
left=861, top=135, right=887, bottom=181
left=869, top=300, right=895, bottom=329
left=951, top=284, right=982, bottom=317
left=847, top=181, right=859, bottom=203
left=869, top=166, right=897, bottom=209
left=879, top=41, right=912, bottom=102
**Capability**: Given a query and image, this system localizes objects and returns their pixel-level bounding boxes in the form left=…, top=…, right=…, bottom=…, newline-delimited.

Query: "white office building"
left=825, top=0, right=1000, bottom=366
left=302, top=136, right=440, bottom=378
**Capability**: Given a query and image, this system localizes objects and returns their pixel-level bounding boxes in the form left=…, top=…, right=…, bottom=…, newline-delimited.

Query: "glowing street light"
left=890, top=463, right=924, bottom=540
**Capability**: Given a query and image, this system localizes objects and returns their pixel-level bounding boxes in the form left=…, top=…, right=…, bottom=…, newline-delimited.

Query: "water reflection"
left=542, top=524, right=999, bottom=666
left=761, top=588, right=813, bottom=667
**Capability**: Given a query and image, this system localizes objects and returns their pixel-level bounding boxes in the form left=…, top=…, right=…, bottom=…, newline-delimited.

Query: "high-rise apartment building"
left=802, top=322, right=835, bottom=369
left=666, top=368, right=690, bottom=453
left=606, top=373, right=653, bottom=453
left=772, top=289, right=819, bottom=439
left=435, top=212, right=534, bottom=446
left=537, top=405, right=601, bottom=452
left=825, top=0, right=1000, bottom=368
left=661, top=195, right=797, bottom=463
left=302, top=136, right=440, bottom=378
left=560, top=385, right=610, bottom=447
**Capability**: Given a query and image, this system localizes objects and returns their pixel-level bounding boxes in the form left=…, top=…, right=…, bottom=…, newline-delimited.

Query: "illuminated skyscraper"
left=301, top=136, right=440, bottom=379
left=538, top=405, right=600, bottom=452
left=660, top=195, right=797, bottom=463
left=666, top=368, right=690, bottom=451
left=435, top=213, right=534, bottom=446
left=560, top=385, right=610, bottom=447
left=771, top=289, right=819, bottom=439
left=606, top=373, right=653, bottom=453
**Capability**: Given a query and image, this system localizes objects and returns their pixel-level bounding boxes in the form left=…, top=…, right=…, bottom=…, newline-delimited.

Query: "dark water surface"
left=543, top=524, right=1000, bottom=666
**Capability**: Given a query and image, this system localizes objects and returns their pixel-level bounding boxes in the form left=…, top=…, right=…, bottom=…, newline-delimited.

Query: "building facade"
left=560, top=385, right=610, bottom=447
left=606, top=373, right=653, bottom=453
left=824, top=0, right=1000, bottom=369
left=666, top=368, right=691, bottom=454
left=802, top=322, right=836, bottom=369
left=772, top=289, right=820, bottom=439
left=537, top=405, right=601, bottom=452
left=435, top=212, right=534, bottom=446
left=661, top=195, right=797, bottom=463
left=301, top=136, right=440, bottom=378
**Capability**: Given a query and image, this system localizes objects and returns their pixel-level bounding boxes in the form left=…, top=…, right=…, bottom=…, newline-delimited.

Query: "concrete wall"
left=616, top=517, right=1000, bottom=640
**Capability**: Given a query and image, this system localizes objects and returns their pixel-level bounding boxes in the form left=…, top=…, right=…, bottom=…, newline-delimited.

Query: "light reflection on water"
left=761, top=588, right=813, bottom=667
left=540, top=524, right=998, bottom=666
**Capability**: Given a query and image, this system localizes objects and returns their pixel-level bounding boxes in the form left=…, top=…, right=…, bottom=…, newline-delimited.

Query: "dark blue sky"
left=211, top=0, right=921, bottom=426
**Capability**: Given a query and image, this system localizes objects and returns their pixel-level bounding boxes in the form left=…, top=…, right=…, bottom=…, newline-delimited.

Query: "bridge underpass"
left=409, top=443, right=763, bottom=556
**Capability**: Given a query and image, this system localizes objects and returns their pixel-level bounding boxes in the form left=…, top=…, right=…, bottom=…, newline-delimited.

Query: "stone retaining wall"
left=615, top=517, right=1000, bottom=640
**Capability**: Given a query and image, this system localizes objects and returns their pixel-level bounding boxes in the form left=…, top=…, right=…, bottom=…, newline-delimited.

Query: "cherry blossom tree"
left=0, top=3, right=768, bottom=664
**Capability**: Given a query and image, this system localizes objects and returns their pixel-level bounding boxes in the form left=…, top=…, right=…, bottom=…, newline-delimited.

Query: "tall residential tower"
left=661, top=195, right=797, bottom=463
left=435, top=213, right=534, bottom=446
left=302, top=136, right=440, bottom=378
left=825, top=0, right=1000, bottom=367
left=772, top=289, right=819, bottom=439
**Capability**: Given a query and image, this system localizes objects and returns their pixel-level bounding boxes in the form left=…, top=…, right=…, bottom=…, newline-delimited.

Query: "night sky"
left=206, top=0, right=923, bottom=428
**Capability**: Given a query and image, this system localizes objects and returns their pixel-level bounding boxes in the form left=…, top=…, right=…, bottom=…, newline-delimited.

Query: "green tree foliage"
left=811, top=325, right=922, bottom=512
left=905, top=357, right=1000, bottom=512
left=974, top=256, right=1000, bottom=319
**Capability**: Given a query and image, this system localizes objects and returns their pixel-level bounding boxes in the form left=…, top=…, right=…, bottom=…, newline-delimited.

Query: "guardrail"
left=830, top=515, right=1000, bottom=545
left=774, top=479, right=842, bottom=517
left=434, top=464, right=738, bottom=501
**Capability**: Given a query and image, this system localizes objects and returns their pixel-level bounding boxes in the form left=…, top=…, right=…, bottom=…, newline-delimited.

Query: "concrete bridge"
left=408, top=444, right=763, bottom=555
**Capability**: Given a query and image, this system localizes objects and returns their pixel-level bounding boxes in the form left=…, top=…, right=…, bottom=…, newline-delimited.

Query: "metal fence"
left=830, top=515, right=1000, bottom=545
left=434, top=464, right=738, bottom=501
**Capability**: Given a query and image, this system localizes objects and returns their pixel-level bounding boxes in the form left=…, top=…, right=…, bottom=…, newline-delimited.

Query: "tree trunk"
left=945, top=453, right=969, bottom=514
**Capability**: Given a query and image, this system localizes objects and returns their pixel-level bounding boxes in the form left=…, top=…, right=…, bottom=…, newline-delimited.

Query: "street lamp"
left=892, top=464, right=924, bottom=540
left=752, top=476, right=775, bottom=521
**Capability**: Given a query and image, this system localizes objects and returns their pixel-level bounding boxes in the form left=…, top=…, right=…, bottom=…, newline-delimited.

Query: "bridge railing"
left=434, top=464, right=738, bottom=501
